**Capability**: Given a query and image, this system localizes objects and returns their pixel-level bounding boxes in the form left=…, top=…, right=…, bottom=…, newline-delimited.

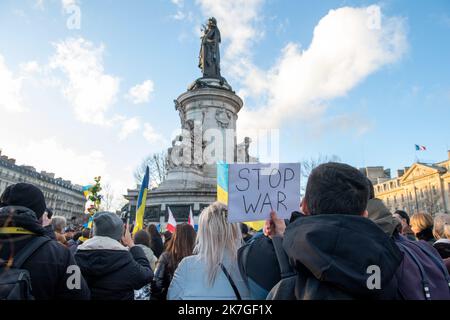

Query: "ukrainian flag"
left=217, top=161, right=228, bottom=204
left=82, top=185, right=93, bottom=198
left=133, top=166, right=149, bottom=234
left=216, top=162, right=265, bottom=231
left=82, top=215, right=94, bottom=229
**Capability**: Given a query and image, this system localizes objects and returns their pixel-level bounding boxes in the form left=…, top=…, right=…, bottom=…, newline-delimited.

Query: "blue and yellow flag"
left=217, top=161, right=229, bottom=205
left=133, top=166, right=149, bottom=234
left=216, top=162, right=265, bottom=231
left=82, top=215, right=94, bottom=229
left=82, top=185, right=93, bottom=198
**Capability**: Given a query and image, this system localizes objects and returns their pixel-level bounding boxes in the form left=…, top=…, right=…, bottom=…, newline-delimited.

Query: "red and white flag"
left=167, top=206, right=177, bottom=233
left=188, top=206, right=194, bottom=227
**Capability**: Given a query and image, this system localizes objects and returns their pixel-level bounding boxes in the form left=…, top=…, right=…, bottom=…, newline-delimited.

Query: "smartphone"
left=46, top=208, right=53, bottom=219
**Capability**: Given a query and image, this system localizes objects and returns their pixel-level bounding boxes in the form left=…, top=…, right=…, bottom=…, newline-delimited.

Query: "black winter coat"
left=75, top=241, right=153, bottom=300
left=0, top=206, right=91, bottom=300
left=268, top=214, right=403, bottom=300
left=152, top=251, right=174, bottom=300
left=151, top=235, right=164, bottom=258
left=433, top=240, right=450, bottom=259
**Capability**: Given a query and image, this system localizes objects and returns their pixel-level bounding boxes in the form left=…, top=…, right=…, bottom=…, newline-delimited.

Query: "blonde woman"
left=410, top=212, right=435, bottom=244
left=167, top=202, right=250, bottom=300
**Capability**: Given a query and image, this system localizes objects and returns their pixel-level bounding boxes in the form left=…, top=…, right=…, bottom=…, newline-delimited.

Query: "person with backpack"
left=167, top=202, right=250, bottom=300
left=267, top=162, right=403, bottom=300
left=0, top=183, right=90, bottom=300
left=366, top=180, right=450, bottom=300
left=74, top=211, right=153, bottom=300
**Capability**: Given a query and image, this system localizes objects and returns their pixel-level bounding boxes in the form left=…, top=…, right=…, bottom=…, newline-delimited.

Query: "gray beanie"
left=93, top=211, right=123, bottom=241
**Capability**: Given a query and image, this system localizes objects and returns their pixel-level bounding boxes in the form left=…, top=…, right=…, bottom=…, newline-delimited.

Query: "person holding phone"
left=74, top=211, right=153, bottom=300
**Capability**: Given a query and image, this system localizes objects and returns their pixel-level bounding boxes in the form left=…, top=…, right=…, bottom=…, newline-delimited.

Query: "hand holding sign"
left=228, top=163, right=301, bottom=223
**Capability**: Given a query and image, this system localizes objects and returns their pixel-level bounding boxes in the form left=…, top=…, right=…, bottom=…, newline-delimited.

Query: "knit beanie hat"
left=0, top=183, right=47, bottom=219
left=93, top=211, right=124, bottom=241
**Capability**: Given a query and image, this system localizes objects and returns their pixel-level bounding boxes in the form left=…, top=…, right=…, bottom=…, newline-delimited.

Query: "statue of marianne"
left=198, top=17, right=221, bottom=79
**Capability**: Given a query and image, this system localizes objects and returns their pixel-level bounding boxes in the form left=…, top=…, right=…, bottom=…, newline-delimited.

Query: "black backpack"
left=0, top=236, right=50, bottom=300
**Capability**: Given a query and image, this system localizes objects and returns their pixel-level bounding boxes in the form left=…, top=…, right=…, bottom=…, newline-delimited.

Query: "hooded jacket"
left=0, top=206, right=90, bottom=300
left=269, top=214, right=402, bottom=300
left=75, top=236, right=153, bottom=300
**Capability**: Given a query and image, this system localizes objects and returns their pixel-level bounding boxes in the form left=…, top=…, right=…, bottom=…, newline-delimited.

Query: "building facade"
left=0, top=150, right=86, bottom=220
left=361, top=151, right=450, bottom=215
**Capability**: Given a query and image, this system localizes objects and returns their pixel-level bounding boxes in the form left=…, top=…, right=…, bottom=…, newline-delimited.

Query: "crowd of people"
left=0, top=162, right=449, bottom=300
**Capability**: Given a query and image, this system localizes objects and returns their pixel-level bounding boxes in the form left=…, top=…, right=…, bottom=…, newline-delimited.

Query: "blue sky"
left=0, top=0, right=449, bottom=208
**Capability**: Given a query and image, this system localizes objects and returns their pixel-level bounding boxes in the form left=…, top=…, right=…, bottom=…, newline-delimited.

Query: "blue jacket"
left=167, top=254, right=250, bottom=300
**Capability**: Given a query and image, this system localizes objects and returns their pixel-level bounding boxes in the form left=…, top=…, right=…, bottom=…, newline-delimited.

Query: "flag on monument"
left=167, top=206, right=177, bottom=233
left=188, top=206, right=194, bottom=227
left=133, top=166, right=149, bottom=234
left=415, top=144, right=427, bottom=151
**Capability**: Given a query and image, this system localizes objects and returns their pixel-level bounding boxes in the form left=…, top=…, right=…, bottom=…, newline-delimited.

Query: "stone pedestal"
left=124, top=78, right=250, bottom=225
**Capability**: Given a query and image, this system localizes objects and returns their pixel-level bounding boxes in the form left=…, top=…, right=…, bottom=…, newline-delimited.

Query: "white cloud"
left=19, top=61, right=41, bottom=75
left=49, top=37, right=120, bottom=126
left=197, top=0, right=263, bottom=60
left=119, top=117, right=141, bottom=141
left=196, top=0, right=264, bottom=80
left=143, top=123, right=165, bottom=146
left=126, top=80, right=154, bottom=104
left=238, top=6, right=407, bottom=134
left=3, top=137, right=107, bottom=186
left=0, top=55, right=26, bottom=113
left=35, top=0, right=45, bottom=10
left=61, top=0, right=78, bottom=10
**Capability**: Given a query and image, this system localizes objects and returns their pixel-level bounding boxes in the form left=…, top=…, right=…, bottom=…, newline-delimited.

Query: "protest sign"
left=228, top=163, right=301, bottom=223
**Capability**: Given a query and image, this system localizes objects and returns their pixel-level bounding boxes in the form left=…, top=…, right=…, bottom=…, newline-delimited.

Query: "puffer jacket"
left=0, top=206, right=90, bottom=300
left=75, top=236, right=153, bottom=300
left=268, top=214, right=403, bottom=300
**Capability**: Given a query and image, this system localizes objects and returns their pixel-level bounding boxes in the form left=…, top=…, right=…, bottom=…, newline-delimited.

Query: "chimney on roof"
left=8, top=158, right=16, bottom=165
left=397, top=169, right=404, bottom=177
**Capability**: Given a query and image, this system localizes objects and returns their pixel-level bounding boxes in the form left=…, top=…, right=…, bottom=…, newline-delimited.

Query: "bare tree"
left=100, top=182, right=115, bottom=212
left=300, top=154, right=341, bottom=195
left=134, top=151, right=168, bottom=188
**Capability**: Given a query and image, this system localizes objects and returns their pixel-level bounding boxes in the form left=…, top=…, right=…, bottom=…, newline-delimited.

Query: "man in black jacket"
left=0, top=183, right=90, bottom=300
left=75, top=211, right=153, bottom=300
left=267, top=162, right=403, bottom=300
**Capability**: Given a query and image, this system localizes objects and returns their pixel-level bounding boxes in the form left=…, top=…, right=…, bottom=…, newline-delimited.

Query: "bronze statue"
left=199, top=17, right=221, bottom=78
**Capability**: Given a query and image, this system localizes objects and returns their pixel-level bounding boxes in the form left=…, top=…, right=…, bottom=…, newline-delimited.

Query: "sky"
left=0, top=0, right=449, bottom=210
